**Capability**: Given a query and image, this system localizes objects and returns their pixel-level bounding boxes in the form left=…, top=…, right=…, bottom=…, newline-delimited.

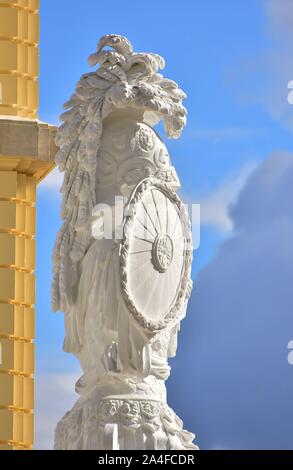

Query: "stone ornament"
left=55, top=398, right=194, bottom=450
left=52, top=35, right=198, bottom=450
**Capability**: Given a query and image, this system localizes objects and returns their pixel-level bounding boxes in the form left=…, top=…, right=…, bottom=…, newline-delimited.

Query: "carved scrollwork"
left=55, top=398, right=198, bottom=450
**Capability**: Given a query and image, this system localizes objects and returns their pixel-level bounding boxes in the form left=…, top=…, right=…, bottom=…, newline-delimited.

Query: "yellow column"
left=0, top=0, right=39, bottom=119
left=0, top=172, right=36, bottom=450
left=0, top=0, right=57, bottom=450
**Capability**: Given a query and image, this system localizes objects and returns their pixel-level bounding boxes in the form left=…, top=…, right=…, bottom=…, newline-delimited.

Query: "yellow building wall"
left=0, top=171, right=36, bottom=450
left=0, top=0, right=39, bottom=119
left=0, top=1, right=57, bottom=449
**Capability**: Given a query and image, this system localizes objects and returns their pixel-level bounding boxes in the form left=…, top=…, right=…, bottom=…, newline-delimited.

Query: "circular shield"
left=120, top=178, right=193, bottom=333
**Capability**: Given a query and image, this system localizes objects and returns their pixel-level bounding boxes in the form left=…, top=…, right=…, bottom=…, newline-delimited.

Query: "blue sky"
left=35, top=0, right=293, bottom=449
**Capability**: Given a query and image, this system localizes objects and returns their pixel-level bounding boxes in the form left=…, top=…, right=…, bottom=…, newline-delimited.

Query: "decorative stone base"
left=55, top=396, right=198, bottom=450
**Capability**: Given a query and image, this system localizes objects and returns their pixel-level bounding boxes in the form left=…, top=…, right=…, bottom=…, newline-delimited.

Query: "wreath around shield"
left=120, top=178, right=193, bottom=334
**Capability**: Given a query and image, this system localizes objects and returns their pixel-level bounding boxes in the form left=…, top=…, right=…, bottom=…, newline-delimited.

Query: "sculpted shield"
left=120, top=178, right=193, bottom=334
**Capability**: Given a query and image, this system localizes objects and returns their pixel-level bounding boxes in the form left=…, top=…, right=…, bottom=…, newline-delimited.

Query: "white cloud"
left=35, top=372, right=80, bottom=450
left=185, top=162, right=258, bottom=233
left=177, top=151, right=293, bottom=449
left=39, top=167, right=63, bottom=192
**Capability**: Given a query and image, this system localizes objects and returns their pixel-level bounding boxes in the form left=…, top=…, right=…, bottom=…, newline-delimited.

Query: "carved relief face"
left=100, top=400, right=119, bottom=418
left=141, top=402, right=160, bottom=419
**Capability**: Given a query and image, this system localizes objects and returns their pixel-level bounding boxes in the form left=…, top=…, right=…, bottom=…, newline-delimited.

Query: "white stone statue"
left=52, top=35, right=198, bottom=450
